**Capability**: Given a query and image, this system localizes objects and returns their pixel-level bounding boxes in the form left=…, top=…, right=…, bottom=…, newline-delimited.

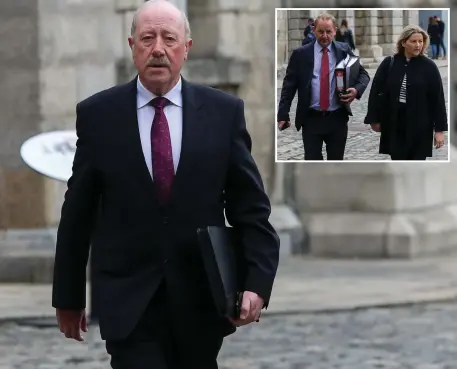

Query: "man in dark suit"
left=52, top=1, right=280, bottom=368
left=277, top=13, right=370, bottom=160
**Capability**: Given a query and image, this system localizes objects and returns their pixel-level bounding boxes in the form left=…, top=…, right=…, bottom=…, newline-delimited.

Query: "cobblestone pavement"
left=276, top=63, right=450, bottom=161
left=0, top=300, right=456, bottom=369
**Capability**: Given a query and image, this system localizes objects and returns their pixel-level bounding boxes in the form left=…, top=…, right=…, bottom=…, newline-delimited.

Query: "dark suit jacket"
left=277, top=40, right=370, bottom=131
left=52, top=76, right=280, bottom=341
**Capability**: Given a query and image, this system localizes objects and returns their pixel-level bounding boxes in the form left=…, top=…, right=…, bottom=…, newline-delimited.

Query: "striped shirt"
left=399, top=73, right=407, bottom=103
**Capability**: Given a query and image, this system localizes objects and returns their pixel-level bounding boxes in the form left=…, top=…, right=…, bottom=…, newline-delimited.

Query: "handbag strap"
left=381, top=55, right=394, bottom=93
left=387, top=55, right=394, bottom=73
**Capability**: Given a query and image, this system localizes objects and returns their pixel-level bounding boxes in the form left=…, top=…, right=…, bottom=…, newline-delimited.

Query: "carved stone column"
left=356, top=10, right=383, bottom=60
left=0, top=0, right=122, bottom=282
left=276, top=8, right=289, bottom=67
left=287, top=10, right=309, bottom=58
left=294, top=154, right=457, bottom=258
left=379, top=10, right=415, bottom=56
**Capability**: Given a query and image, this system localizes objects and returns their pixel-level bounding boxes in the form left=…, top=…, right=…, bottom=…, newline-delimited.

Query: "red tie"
left=150, top=97, right=174, bottom=205
left=320, top=47, right=329, bottom=111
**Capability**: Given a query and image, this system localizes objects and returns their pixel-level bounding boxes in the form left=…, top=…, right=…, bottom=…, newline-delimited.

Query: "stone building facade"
left=0, top=0, right=456, bottom=262
left=277, top=9, right=419, bottom=68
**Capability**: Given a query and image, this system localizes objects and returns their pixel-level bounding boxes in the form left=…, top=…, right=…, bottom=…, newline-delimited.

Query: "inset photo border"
left=275, top=8, right=450, bottom=162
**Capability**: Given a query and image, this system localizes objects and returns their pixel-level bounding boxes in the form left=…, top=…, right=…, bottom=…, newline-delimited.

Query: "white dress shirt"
left=310, top=41, right=341, bottom=111
left=136, top=77, right=183, bottom=180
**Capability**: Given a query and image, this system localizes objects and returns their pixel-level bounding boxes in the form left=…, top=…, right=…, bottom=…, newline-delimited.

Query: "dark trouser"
left=105, top=282, right=223, bottom=369
left=439, top=38, right=446, bottom=57
left=390, top=103, right=426, bottom=161
left=302, top=108, right=348, bottom=160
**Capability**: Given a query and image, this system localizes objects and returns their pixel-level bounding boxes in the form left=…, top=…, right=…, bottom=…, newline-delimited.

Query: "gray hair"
left=130, top=0, right=191, bottom=41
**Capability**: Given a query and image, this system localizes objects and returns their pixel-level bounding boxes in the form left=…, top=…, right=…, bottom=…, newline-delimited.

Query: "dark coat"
left=364, top=53, right=447, bottom=157
left=427, top=24, right=442, bottom=44
left=52, top=77, right=280, bottom=342
left=277, top=40, right=370, bottom=131
left=335, top=28, right=355, bottom=51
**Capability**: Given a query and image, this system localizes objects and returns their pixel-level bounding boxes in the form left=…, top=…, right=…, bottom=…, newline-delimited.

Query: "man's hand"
left=339, top=87, right=358, bottom=104
left=370, top=123, right=381, bottom=132
left=57, top=308, right=87, bottom=342
left=434, top=131, right=445, bottom=148
left=229, top=291, right=264, bottom=327
left=278, top=121, right=290, bottom=131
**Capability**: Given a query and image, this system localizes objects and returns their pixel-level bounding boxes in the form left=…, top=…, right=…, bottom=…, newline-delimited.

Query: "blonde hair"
left=395, top=25, right=429, bottom=56
left=314, top=13, right=337, bottom=28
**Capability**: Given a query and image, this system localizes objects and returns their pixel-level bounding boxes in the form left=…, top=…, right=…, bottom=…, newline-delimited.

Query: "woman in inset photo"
left=364, top=24, right=447, bottom=161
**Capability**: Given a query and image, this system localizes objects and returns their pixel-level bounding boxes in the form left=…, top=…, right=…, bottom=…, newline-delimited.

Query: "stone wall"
left=0, top=0, right=122, bottom=230
left=285, top=10, right=309, bottom=58
left=38, top=0, right=123, bottom=226
left=0, top=1, right=45, bottom=228
left=185, top=0, right=277, bottom=193
left=278, top=9, right=419, bottom=64
left=276, top=9, right=288, bottom=68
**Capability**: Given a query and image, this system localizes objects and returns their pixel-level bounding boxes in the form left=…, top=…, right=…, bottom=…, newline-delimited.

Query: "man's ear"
left=184, top=39, right=193, bottom=60
left=128, top=37, right=135, bottom=51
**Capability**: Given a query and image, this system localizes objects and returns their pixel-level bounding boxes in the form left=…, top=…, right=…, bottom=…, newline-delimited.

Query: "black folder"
left=197, top=226, right=243, bottom=319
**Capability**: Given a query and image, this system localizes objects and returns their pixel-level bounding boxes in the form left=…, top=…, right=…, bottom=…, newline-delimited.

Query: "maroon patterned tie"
left=150, top=97, right=174, bottom=204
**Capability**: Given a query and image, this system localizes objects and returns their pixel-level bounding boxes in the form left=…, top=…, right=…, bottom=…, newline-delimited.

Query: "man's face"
left=128, top=3, right=192, bottom=95
left=313, top=19, right=336, bottom=47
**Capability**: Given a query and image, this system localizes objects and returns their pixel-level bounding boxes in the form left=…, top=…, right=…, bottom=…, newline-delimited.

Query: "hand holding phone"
left=278, top=121, right=290, bottom=131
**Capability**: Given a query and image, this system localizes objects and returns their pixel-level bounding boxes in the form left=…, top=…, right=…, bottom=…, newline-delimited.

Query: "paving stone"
left=276, top=63, right=450, bottom=161
left=0, top=301, right=456, bottom=368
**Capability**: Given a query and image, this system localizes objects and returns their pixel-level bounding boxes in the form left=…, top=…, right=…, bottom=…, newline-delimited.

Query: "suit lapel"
left=169, top=78, right=205, bottom=207
left=114, top=76, right=206, bottom=208
left=333, top=41, right=347, bottom=64
left=115, top=77, right=159, bottom=205
left=306, top=42, right=315, bottom=88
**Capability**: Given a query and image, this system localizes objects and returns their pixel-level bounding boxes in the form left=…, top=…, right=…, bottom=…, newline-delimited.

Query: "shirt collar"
left=137, top=76, right=183, bottom=109
left=314, top=41, right=332, bottom=53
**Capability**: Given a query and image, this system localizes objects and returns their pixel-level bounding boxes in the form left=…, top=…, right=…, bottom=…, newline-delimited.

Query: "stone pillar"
left=356, top=10, right=383, bottom=60
left=403, top=9, right=418, bottom=27
left=379, top=10, right=411, bottom=56
left=287, top=10, right=309, bottom=58
left=0, top=1, right=45, bottom=230
left=186, top=0, right=276, bottom=193
left=276, top=9, right=289, bottom=67
left=0, top=0, right=122, bottom=248
left=333, top=9, right=357, bottom=53
left=294, top=155, right=457, bottom=258
left=335, top=9, right=355, bottom=29
left=39, top=0, right=122, bottom=227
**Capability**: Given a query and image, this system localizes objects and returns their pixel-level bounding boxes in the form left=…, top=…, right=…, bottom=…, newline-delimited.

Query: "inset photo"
left=275, top=8, right=450, bottom=162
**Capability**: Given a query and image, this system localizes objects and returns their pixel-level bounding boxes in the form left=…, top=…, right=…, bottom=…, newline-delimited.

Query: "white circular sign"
left=20, top=130, right=77, bottom=182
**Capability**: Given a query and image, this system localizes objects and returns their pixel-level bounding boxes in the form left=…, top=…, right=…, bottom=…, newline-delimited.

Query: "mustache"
left=146, top=58, right=170, bottom=67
